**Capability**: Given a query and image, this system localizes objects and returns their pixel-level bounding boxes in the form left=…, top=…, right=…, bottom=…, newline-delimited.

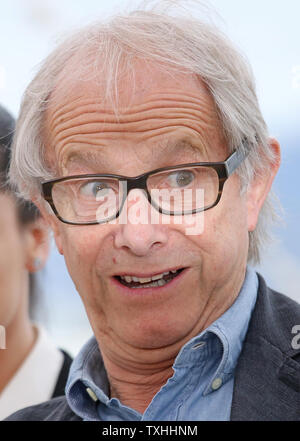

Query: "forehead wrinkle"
left=47, top=97, right=103, bottom=127
left=45, top=74, right=224, bottom=172
left=50, top=109, right=219, bottom=143
left=47, top=57, right=220, bottom=132
left=125, top=92, right=218, bottom=127
left=49, top=103, right=216, bottom=139
left=47, top=88, right=219, bottom=134
left=46, top=74, right=221, bottom=139
left=47, top=119, right=222, bottom=177
left=49, top=118, right=218, bottom=163
left=49, top=83, right=217, bottom=131
left=49, top=92, right=212, bottom=118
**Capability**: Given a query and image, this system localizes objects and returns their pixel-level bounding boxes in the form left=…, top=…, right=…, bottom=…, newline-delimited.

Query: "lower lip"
left=111, top=268, right=188, bottom=296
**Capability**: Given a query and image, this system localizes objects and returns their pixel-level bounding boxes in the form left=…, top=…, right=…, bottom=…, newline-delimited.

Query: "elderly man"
left=5, top=5, right=300, bottom=421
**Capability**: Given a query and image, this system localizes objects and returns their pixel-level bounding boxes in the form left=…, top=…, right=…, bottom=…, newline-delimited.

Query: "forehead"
left=48, top=58, right=216, bottom=108
left=44, top=59, right=225, bottom=171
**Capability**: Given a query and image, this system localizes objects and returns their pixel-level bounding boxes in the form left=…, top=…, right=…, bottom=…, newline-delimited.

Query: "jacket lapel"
left=230, top=274, right=300, bottom=421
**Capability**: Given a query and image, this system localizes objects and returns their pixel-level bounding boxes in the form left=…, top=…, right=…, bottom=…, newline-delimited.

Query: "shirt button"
left=211, top=377, right=222, bottom=390
left=86, top=387, right=98, bottom=402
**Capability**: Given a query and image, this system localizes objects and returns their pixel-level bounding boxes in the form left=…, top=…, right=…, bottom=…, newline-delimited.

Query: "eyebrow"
left=63, top=149, right=110, bottom=171
left=63, top=138, right=206, bottom=172
left=166, top=138, right=206, bottom=157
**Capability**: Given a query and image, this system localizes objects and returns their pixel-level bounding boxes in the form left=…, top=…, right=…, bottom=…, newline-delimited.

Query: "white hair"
left=9, top=1, right=280, bottom=263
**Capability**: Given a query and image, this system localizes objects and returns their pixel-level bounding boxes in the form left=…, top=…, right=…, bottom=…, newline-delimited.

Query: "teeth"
left=131, top=279, right=168, bottom=289
left=151, top=272, right=165, bottom=281
left=139, top=277, right=152, bottom=283
left=119, top=270, right=179, bottom=285
left=157, top=279, right=166, bottom=286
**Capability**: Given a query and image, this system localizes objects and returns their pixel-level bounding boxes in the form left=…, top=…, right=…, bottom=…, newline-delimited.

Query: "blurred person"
left=4, top=2, right=300, bottom=421
left=0, top=104, right=72, bottom=420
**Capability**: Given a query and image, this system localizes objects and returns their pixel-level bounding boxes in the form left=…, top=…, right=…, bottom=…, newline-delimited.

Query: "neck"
left=101, top=349, right=175, bottom=414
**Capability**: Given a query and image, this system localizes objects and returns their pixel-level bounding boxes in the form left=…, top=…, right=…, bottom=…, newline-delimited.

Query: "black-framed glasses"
left=41, top=147, right=248, bottom=225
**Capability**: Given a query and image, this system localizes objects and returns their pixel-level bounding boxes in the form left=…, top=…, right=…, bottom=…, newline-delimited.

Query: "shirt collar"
left=66, top=266, right=258, bottom=420
left=201, top=266, right=258, bottom=394
left=66, top=337, right=108, bottom=420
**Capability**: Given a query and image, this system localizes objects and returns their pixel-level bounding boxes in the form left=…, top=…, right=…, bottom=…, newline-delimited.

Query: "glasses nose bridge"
left=125, top=174, right=149, bottom=196
left=117, top=174, right=152, bottom=222
left=118, top=175, right=151, bottom=216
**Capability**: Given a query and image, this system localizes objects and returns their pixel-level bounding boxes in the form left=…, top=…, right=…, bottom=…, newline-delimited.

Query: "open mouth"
left=114, top=268, right=185, bottom=289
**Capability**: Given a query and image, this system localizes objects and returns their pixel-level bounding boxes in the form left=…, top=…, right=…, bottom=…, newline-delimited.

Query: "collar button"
left=86, top=387, right=98, bottom=402
left=211, top=377, right=222, bottom=390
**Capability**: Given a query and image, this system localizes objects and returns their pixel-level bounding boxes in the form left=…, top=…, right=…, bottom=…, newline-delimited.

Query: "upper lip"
left=112, top=267, right=185, bottom=278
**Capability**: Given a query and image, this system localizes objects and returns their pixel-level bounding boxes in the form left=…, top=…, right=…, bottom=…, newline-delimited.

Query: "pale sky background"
left=0, top=0, right=299, bottom=355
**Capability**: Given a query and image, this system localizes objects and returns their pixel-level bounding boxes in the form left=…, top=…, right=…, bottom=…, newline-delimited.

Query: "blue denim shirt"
left=65, top=267, right=258, bottom=421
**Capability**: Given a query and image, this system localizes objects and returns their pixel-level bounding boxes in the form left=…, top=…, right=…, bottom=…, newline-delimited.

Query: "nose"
left=114, top=189, right=168, bottom=256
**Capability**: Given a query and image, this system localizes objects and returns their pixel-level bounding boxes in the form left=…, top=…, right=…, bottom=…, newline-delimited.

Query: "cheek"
left=175, top=184, right=249, bottom=266
left=58, top=225, right=113, bottom=292
left=61, top=227, right=98, bottom=273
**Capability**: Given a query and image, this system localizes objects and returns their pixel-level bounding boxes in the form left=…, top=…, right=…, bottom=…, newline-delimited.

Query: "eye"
left=167, top=170, right=195, bottom=188
left=79, top=181, right=111, bottom=199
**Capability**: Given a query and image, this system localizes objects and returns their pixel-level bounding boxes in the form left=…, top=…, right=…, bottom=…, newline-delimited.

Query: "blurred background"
left=0, top=0, right=299, bottom=356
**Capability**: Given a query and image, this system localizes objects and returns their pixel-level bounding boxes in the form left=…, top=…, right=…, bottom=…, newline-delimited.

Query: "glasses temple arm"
left=225, top=142, right=250, bottom=176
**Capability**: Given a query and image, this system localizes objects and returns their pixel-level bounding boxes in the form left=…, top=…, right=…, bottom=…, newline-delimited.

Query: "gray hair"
left=9, top=1, right=279, bottom=263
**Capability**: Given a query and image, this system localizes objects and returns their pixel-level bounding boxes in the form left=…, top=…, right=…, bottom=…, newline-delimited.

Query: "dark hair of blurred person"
left=0, top=104, right=72, bottom=419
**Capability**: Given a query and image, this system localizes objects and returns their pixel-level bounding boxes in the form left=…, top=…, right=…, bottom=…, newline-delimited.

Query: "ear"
left=24, top=216, right=50, bottom=273
left=247, top=138, right=281, bottom=232
left=33, top=199, right=64, bottom=256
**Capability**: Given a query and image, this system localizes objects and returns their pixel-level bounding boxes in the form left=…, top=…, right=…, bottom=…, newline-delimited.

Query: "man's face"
left=43, top=62, right=255, bottom=357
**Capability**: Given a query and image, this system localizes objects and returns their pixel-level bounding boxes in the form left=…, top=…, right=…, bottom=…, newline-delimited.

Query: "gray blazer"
left=3, top=274, right=300, bottom=421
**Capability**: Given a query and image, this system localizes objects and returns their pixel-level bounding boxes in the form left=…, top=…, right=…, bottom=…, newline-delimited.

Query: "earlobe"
left=247, top=138, right=281, bottom=232
left=53, top=229, right=64, bottom=255
left=44, top=215, right=64, bottom=256
left=43, top=212, right=64, bottom=255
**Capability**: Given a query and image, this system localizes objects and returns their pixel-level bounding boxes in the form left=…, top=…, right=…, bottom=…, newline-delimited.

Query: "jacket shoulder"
left=255, top=274, right=300, bottom=354
left=231, top=274, right=300, bottom=421
left=3, top=396, right=81, bottom=421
